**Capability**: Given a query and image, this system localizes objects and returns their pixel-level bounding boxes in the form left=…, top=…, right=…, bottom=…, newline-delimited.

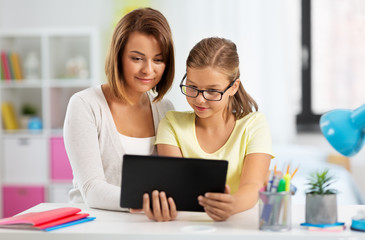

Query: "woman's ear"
left=230, top=79, right=241, bottom=96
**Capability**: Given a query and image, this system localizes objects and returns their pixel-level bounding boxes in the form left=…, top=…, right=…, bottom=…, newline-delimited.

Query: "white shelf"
left=1, top=130, right=45, bottom=137
left=49, top=78, right=92, bottom=88
left=0, top=28, right=101, bottom=217
left=0, top=80, right=43, bottom=88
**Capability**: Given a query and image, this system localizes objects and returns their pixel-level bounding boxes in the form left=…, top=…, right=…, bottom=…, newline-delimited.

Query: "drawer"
left=2, top=185, right=45, bottom=218
left=3, top=137, right=47, bottom=183
left=50, top=137, right=73, bottom=181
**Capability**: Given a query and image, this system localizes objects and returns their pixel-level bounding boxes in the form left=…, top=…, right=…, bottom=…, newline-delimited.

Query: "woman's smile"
left=136, top=76, right=154, bottom=84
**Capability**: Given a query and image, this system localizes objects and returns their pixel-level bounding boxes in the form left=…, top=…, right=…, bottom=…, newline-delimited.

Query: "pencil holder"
left=258, top=191, right=291, bottom=231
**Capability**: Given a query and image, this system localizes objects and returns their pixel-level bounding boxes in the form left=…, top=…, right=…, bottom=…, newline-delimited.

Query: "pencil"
left=274, top=164, right=277, bottom=174
left=291, top=166, right=299, bottom=179
left=286, top=164, right=290, bottom=175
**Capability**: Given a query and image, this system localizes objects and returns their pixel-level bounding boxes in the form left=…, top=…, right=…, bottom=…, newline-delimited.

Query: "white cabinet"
left=0, top=28, right=101, bottom=217
left=3, top=137, right=47, bottom=183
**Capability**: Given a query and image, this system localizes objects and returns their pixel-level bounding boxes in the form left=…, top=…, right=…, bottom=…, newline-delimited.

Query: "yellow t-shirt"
left=155, top=111, right=274, bottom=194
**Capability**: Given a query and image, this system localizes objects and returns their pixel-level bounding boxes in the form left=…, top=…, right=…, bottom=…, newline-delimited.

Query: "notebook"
left=120, top=154, right=228, bottom=212
left=0, top=207, right=95, bottom=231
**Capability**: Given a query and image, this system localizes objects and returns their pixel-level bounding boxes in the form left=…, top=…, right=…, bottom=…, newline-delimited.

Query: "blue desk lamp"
left=320, top=103, right=365, bottom=231
left=319, top=104, right=365, bottom=157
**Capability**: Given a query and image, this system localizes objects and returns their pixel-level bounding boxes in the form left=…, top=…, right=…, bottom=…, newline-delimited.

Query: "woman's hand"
left=141, top=190, right=177, bottom=222
left=198, top=185, right=235, bottom=221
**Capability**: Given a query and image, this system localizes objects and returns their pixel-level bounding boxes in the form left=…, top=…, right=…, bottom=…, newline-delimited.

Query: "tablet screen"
left=120, top=154, right=228, bottom=212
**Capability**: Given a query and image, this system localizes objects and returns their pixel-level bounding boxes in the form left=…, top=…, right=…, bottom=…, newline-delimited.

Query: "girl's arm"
left=198, top=153, right=271, bottom=221
left=157, top=144, right=183, bottom=157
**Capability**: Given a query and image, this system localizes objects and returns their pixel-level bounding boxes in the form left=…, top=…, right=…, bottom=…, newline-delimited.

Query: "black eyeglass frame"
left=179, top=73, right=236, bottom=101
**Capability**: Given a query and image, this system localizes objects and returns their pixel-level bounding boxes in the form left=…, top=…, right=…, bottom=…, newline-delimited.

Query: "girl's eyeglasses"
left=179, top=73, right=236, bottom=101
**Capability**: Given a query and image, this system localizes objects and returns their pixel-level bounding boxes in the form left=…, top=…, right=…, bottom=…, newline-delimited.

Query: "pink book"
left=1, top=51, right=11, bottom=81
left=0, top=207, right=89, bottom=230
left=308, top=225, right=346, bottom=232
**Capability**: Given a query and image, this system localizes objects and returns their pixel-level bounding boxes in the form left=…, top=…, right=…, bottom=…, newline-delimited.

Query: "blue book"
left=300, top=222, right=345, bottom=228
left=44, top=217, right=96, bottom=232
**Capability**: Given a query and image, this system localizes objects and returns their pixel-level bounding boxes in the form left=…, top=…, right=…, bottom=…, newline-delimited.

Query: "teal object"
left=320, top=104, right=365, bottom=157
left=351, top=218, right=365, bottom=231
left=28, top=117, right=43, bottom=130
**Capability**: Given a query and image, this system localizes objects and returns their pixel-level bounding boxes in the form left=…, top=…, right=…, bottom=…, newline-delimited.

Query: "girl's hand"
left=142, top=190, right=177, bottom=222
left=198, top=185, right=235, bottom=221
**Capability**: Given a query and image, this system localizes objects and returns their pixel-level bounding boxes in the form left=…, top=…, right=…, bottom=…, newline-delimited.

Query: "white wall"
left=0, top=0, right=113, bottom=28
left=0, top=0, right=115, bottom=82
left=0, top=0, right=299, bottom=143
left=152, top=0, right=300, bottom=145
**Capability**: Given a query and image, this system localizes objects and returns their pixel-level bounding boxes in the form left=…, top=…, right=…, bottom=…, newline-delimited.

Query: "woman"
left=63, top=8, right=175, bottom=211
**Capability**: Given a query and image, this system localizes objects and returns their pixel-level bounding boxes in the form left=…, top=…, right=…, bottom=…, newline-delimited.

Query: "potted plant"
left=20, top=103, right=37, bottom=129
left=305, top=169, right=338, bottom=224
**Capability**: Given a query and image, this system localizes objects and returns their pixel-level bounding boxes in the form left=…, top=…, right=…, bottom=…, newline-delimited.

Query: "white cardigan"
left=63, top=85, right=174, bottom=211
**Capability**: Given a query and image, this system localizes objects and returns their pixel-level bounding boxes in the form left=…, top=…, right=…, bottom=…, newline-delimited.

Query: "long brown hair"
left=105, top=8, right=175, bottom=103
left=186, top=37, right=258, bottom=119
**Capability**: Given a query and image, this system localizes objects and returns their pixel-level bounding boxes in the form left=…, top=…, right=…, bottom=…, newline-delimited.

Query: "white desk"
left=0, top=203, right=365, bottom=240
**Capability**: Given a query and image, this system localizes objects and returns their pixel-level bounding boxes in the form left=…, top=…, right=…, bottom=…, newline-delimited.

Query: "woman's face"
left=122, top=31, right=166, bottom=94
left=185, top=67, right=238, bottom=120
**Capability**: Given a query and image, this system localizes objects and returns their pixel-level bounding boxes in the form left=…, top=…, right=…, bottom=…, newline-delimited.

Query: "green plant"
left=306, top=169, right=337, bottom=195
left=21, top=104, right=37, bottom=115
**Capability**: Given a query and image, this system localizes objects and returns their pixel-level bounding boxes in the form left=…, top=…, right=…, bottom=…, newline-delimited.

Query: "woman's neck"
left=103, top=84, right=149, bottom=107
left=125, top=90, right=149, bottom=107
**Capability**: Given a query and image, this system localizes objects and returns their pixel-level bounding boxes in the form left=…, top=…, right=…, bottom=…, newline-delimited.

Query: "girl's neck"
left=195, top=111, right=236, bottom=154
left=195, top=111, right=236, bottom=130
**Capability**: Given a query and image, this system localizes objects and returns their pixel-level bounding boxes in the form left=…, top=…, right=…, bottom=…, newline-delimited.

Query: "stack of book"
left=0, top=207, right=95, bottom=232
left=0, top=51, right=23, bottom=81
left=300, top=222, right=345, bottom=232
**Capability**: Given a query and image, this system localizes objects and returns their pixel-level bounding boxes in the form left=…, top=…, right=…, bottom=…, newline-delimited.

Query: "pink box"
left=50, top=137, right=73, bottom=181
left=2, top=185, right=45, bottom=218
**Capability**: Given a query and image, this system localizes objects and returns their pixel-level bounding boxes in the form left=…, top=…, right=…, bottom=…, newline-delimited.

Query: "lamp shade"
left=319, top=104, right=365, bottom=157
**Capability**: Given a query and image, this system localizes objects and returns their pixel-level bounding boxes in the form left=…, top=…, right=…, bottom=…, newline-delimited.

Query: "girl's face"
left=185, top=67, right=239, bottom=120
left=122, top=31, right=166, bottom=94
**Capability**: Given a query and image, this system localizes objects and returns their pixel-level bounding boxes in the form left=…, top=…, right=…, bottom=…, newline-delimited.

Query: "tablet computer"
left=120, top=154, right=228, bottom=212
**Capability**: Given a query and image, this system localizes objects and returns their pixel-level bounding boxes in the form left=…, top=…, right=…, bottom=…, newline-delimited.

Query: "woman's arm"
left=64, top=94, right=126, bottom=211
left=198, top=153, right=271, bottom=221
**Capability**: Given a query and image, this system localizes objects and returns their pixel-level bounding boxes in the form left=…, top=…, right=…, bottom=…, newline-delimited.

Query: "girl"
left=63, top=8, right=175, bottom=211
left=145, top=37, right=273, bottom=221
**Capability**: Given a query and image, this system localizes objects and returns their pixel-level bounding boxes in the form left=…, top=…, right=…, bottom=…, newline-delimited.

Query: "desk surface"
left=0, top=203, right=365, bottom=240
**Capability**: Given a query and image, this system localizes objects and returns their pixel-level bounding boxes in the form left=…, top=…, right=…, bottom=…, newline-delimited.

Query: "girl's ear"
left=230, top=79, right=241, bottom=96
